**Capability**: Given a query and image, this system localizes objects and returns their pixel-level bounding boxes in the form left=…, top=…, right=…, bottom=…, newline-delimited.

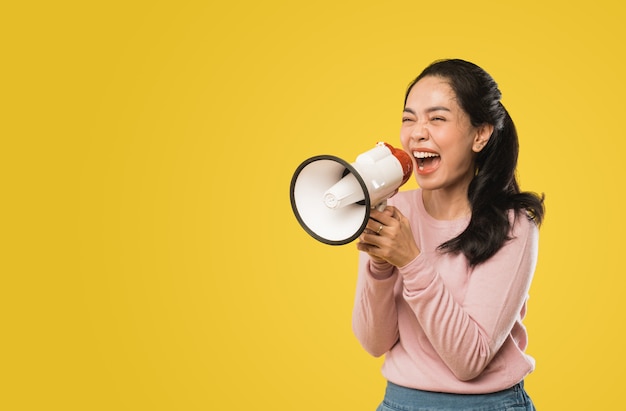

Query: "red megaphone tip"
left=381, top=142, right=413, bottom=185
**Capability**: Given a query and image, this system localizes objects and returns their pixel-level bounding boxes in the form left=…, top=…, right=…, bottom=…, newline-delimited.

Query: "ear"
left=472, top=123, right=494, bottom=153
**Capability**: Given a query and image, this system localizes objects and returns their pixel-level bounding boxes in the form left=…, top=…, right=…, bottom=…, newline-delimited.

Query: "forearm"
left=401, top=262, right=495, bottom=381
left=399, top=220, right=537, bottom=380
left=352, top=255, right=400, bottom=357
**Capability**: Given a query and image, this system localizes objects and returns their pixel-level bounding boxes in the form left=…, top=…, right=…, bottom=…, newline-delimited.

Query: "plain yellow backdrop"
left=2, top=1, right=625, bottom=409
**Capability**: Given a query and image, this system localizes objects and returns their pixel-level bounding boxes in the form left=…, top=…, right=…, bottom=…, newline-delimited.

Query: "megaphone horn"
left=290, top=142, right=413, bottom=245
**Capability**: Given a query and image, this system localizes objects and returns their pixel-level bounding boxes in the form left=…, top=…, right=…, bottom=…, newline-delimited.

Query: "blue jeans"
left=376, top=381, right=536, bottom=411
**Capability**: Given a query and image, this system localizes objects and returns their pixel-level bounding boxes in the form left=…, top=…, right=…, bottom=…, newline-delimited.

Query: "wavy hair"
left=406, top=59, right=545, bottom=266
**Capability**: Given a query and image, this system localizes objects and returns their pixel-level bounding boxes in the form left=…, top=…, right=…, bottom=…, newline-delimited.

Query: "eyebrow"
left=403, top=106, right=451, bottom=115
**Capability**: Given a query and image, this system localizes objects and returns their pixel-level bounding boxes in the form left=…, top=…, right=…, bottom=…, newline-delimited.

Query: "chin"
left=414, top=175, right=437, bottom=190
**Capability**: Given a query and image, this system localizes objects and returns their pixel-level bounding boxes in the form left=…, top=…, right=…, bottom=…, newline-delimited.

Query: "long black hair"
left=406, top=59, right=545, bottom=266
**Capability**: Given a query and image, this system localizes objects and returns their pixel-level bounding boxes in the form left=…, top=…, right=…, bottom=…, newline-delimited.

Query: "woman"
left=353, top=59, right=544, bottom=410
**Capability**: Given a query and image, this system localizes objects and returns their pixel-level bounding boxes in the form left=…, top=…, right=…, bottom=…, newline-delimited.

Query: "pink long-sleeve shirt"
left=352, top=189, right=539, bottom=394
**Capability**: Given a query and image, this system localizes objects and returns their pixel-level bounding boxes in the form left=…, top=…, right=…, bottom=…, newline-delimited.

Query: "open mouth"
left=413, top=151, right=441, bottom=172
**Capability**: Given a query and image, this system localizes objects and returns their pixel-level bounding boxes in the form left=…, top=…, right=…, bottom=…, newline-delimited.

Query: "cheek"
left=447, top=146, right=476, bottom=171
left=400, top=139, right=413, bottom=163
left=399, top=130, right=411, bottom=151
left=399, top=136, right=417, bottom=170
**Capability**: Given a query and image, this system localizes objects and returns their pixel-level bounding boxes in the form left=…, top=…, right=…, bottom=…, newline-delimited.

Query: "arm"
left=400, top=214, right=539, bottom=381
left=352, top=253, right=400, bottom=357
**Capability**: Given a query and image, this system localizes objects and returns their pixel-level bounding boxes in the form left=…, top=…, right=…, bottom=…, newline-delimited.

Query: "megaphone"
left=290, top=142, right=413, bottom=245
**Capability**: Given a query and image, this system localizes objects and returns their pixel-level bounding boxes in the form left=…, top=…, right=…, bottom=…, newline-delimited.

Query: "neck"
left=422, top=187, right=471, bottom=221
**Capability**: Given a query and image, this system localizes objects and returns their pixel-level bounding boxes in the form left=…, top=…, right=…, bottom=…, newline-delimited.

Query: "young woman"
left=353, top=59, right=544, bottom=410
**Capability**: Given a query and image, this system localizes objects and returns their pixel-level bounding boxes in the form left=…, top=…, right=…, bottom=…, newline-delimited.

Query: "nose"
left=410, top=122, right=429, bottom=142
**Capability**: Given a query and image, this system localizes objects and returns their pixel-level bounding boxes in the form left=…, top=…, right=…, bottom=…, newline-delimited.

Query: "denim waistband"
left=380, top=380, right=534, bottom=411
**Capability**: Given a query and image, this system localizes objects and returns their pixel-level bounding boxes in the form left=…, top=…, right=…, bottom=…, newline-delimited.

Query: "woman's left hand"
left=356, top=206, right=421, bottom=267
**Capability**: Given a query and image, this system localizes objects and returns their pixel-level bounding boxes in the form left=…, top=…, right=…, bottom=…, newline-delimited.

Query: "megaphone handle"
left=374, top=200, right=387, bottom=212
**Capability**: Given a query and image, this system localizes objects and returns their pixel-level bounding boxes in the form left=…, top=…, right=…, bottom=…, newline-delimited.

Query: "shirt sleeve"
left=352, top=252, right=400, bottom=357
left=399, top=214, right=539, bottom=381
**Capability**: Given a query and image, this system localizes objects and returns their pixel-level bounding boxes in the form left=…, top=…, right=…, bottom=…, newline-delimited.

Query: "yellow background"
left=2, top=1, right=624, bottom=409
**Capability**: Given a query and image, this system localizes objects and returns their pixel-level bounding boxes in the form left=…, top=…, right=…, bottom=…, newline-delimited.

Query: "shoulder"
left=507, top=209, right=540, bottom=249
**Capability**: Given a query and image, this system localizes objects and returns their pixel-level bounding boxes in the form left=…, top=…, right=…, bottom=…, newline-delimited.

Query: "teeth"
left=413, top=151, right=440, bottom=159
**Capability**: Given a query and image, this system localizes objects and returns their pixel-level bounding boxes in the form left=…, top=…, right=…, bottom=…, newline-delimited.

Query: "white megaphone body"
left=290, top=142, right=413, bottom=245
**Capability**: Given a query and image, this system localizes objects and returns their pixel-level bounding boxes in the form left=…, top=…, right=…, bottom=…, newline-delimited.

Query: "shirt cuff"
left=368, top=259, right=396, bottom=281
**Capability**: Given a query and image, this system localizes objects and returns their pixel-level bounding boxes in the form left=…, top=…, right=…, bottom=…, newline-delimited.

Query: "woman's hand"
left=356, top=206, right=421, bottom=268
